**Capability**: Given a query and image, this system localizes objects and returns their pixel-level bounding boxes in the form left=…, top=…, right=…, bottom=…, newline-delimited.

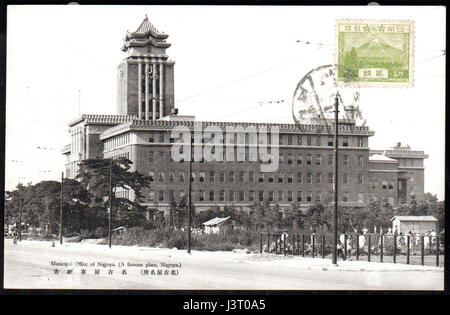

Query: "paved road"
left=4, top=240, right=444, bottom=290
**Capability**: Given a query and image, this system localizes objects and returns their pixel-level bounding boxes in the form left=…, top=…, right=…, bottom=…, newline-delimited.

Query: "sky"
left=5, top=5, right=446, bottom=200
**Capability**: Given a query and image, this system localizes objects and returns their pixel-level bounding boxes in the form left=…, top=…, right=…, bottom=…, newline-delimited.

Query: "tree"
left=77, top=157, right=151, bottom=228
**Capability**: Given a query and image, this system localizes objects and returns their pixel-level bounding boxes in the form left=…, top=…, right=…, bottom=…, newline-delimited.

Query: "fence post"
left=260, top=232, right=263, bottom=253
left=368, top=234, right=371, bottom=262
left=321, top=234, right=325, bottom=259
left=380, top=235, right=384, bottom=263
left=421, top=235, right=424, bottom=266
left=283, top=234, right=287, bottom=256
left=302, top=234, right=305, bottom=257
left=436, top=236, right=440, bottom=267
left=312, top=234, right=315, bottom=258
left=356, top=235, right=359, bottom=261
left=406, top=235, right=410, bottom=265
left=393, top=235, right=397, bottom=264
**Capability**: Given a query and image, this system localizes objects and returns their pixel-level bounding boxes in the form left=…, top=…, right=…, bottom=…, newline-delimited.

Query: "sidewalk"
left=242, top=253, right=444, bottom=272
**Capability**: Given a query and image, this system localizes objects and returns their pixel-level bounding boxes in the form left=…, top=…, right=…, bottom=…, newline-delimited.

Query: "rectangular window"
left=158, top=190, right=164, bottom=202
left=358, top=155, right=363, bottom=167
left=159, top=133, right=165, bottom=143
left=288, top=135, right=293, bottom=145
left=307, top=154, right=312, bottom=165
left=279, top=153, right=284, bottom=164
left=315, top=154, right=322, bottom=166
left=199, top=172, right=205, bottom=182
left=297, top=191, right=303, bottom=202
left=297, top=154, right=303, bottom=164
left=342, top=136, right=348, bottom=147
left=297, top=136, right=303, bottom=145
left=149, top=151, right=154, bottom=163
left=209, top=190, right=215, bottom=201
left=219, top=172, right=225, bottom=183
left=288, top=173, right=293, bottom=183
left=328, top=136, right=333, bottom=147
left=278, top=175, right=283, bottom=183
left=229, top=171, right=235, bottom=183
left=158, top=171, right=165, bottom=182
left=307, top=172, right=312, bottom=184
left=382, top=180, right=388, bottom=189
left=287, top=154, right=293, bottom=164
left=179, top=172, right=185, bottom=182
left=307, top=135, right=312, bottom=146
left=343, top=173, right=349, bottom=184
left=328, top=173, right=333, bottom=184
left=316, top=136, right=321, bottom=146
left=358, top=173, right=363, bottom=185
left=259, top=191, right=264, bottom=201
left=229, top=190, right=235, bottom=202
left=239, top=191, right=245, bottom=202
left=269, top=191, right=274, bottom=202
left=306, top=192, right=312, bottom=202
left=288, top=191, right=293, bottom=202
left=269, top=175, right=274, bottom=183
left=179, top=190, right=185, bottom=199
left=249, top=190, right=254, bottom=202
left=328, top=154, right=334, bottom=166
left=169, top=172, right=175, bottom=183
left=219, top=190, right=225, bottom=201
left=343, top=192, right=349, bottom=202
left=259, top=174, right=264, bottom=183
left=315, top=191, right=321, bottom=202
left=343, top=155, right=349, bottom=166
left=159, top=151, right=165, bottom=160
left=297, top=172, right=303, bottom=184
left=316, top=173, right=322, bottom=184
left=149, top=171, right=154, bottom=182
left=208, top=171, right=214, bottom=182
left=149, top=190, right=155, bottom=201
left=278, top=191, right=283, bottom=202
left=239, top=171, right=245, bottom=183
left=198, top=190, right=204, bottom=201
left=358, top=137, right=364, bottom=147
left=249, top=172, right=254, bottom=182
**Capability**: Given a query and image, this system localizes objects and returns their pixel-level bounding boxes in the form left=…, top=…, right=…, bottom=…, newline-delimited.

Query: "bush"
left=111, top=227, right=261, bottom=252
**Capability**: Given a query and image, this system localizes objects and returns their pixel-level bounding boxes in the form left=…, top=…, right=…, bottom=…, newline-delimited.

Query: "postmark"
left=335, top=19, right=414, bottom=88
left=292, top=64, right=366, bottom=128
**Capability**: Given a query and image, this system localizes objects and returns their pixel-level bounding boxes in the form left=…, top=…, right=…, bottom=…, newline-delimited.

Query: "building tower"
left=117, top=15, right=175, bottom=119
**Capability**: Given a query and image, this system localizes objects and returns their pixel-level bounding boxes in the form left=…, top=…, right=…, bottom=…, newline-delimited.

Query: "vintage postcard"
left=335, top=19, right=414, bottom=88
left=3, top=5, right=445, bottom=295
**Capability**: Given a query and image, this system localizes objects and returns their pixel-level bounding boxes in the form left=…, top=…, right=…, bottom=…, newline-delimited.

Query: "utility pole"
left=187, top=135, right=193, bottom=254
left=332, top=93, right=340, bottom=265
left=109, top=158, right=113, bottom=248
left=59, top=171, right=63, bottom=245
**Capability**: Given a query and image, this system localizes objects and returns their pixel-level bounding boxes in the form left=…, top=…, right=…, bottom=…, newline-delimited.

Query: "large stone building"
left=62, top=16, right=428, bottom=214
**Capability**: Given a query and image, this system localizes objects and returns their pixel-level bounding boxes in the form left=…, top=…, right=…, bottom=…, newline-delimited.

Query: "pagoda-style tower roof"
left=121, top=15, right=171, bottom=52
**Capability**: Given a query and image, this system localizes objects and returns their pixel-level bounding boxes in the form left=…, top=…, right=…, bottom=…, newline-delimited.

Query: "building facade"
left=62, top=16, right=428, bottom=215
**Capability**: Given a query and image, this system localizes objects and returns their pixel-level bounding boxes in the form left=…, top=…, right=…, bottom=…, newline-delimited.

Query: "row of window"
left=148, top=133, right=365, bottom=147
left=148, top=170, right=365, bottom=185
left=105, top=134, right=131, bottom=151
left=149, top=189, right=365, bottom=203
left=371, top=180, right=395, bottom=190
left=148, top=150, right=365, bottom=167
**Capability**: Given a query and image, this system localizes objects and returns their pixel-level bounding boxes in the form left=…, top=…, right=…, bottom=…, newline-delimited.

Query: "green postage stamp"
left=336, top=20, right=414, bottom=88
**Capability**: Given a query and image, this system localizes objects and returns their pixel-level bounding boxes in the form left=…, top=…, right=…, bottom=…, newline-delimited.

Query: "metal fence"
left=259, top=233, right=444, bottom=267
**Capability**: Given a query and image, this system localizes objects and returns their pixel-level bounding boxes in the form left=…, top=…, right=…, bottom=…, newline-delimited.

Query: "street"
left=4, top=239, right=444, bottom=290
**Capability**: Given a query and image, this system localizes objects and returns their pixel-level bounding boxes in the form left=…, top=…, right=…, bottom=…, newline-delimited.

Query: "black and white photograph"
left=2, top=4, right=446, bottom=292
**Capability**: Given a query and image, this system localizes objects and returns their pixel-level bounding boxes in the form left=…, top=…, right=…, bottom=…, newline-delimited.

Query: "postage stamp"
left=335, top=19, right=414, bottom=88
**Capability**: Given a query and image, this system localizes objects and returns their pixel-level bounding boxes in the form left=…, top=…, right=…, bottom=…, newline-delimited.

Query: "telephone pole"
left=332, top=93, right=340, bottom=265
left=187, top=136, right=193, bottom=254
left=109, top=158, right=113, bottom=248
left=59, top=171, right=63, bottom=245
